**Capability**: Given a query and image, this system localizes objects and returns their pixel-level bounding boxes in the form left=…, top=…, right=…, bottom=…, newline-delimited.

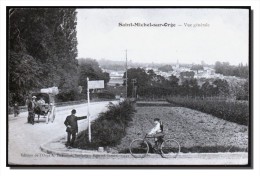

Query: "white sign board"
left=40, top=87, right=59, bottom=95
left=88, top=80, right=104, bottom=89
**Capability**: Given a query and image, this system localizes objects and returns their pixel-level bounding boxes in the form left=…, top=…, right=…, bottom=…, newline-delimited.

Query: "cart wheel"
left=51, top=107, right=56, bottom=123
left=51, top=114, right=55, bottom=123
left=46, top=112, right=50, bottom=124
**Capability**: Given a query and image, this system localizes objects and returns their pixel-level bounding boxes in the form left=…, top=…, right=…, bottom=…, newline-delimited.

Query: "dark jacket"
left=64, top=114, right=87, bottom=133
left=28, top=100, right=36, bottom=112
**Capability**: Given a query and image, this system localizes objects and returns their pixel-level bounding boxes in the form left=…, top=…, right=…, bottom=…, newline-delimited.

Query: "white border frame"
left=1, top=1, right=259, bottom=176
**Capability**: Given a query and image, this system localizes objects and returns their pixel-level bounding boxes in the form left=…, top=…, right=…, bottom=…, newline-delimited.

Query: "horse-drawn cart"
left=31, top=87, right=58, bottom=124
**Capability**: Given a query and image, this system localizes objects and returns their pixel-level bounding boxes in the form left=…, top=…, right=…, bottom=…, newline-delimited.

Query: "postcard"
left=7, top=7, right=251, bottom=167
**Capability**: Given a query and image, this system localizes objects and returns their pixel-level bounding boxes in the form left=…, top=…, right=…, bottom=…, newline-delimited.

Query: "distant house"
left=180, top=71, right=195, bottom=79
left=204, top=66, right=215, bottom=75
left=107, top=71, right=124, bottom=86
left=107, top=77, right=124, bottom=86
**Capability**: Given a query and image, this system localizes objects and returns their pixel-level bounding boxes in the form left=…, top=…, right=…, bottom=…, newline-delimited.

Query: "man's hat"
left=32, top=96, right=36, bottom=99
left=71, top=109, right=76, bottom=114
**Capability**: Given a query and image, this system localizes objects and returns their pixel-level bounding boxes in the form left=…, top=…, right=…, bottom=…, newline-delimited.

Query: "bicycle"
left=129, top=133, right=181, bottom=158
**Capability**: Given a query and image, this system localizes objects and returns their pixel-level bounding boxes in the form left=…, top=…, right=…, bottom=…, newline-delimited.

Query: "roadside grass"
left=74, top=100, right=135, bottom=150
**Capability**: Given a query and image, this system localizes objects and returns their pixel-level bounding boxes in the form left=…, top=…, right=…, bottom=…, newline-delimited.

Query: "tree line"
left=123, top=68, right=249, bottom=100
left=8, top=8, right=109, bottom=106
left=214, top=61, right=249, bottom=78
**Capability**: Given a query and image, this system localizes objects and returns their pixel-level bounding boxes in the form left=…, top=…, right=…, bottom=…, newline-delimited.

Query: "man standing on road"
left=28, top=96, right=36, bottom=125
left=64, top=109, right=87, bottom=148
left=14, top=102, right=19, bottom=117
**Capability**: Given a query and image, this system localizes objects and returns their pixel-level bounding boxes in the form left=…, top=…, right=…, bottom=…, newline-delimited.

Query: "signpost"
left=87, top=78, right=104, bottom=142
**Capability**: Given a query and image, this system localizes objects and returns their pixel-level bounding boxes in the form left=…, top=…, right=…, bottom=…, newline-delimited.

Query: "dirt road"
left=8, top=101, right=116, bottom=165
left=8, top=101, right=248, bottom=166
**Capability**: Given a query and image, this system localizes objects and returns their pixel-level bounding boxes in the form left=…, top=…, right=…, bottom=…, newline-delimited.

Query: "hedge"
left=74, top=100, right=136, bottom=149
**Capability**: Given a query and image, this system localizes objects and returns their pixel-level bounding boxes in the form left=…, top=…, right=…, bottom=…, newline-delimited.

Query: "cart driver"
left=37, top=97, right=46, bottom=111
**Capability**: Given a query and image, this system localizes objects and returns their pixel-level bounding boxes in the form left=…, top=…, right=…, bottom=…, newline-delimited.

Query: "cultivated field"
left=112, top=106, right=248, bottom=153
left=167, top=97, right=249, bottom=125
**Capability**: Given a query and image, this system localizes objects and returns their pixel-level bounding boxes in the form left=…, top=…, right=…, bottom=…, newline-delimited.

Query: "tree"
left=8, top=52, right=42, bottom=104
left=8, top=8, right=79, bottom=104
left=212, top=79, right=229, bottom=96
left=168, top=75, right=179, bottom=94
left=214, top=61, right=249, bottom=78
left=235, top=79, right=249, bottom=100
left=123, top=68, right=149, bottom=97
left=158, top=65, right=173, bottom=72
left=78, top=58, right=110, bottom=95
left=180, top=79, right=200, bottom=96
left=147, top=69, right=157, bottom=82
left=201, top=81, right=216, bottom=97
left=191, top=64, right=204, bottom=74
left=169, top=75, right=179, bottom=87
left=243, top=79, right=249, bottom=100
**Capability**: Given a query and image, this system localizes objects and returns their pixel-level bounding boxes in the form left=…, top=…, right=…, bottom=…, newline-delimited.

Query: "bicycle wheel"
left=160, top=139, right=180, bottom=158
left=129, top=139, right=149, bottom=158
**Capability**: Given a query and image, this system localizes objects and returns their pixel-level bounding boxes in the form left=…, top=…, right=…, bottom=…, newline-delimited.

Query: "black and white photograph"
left=6, top=7, right=251, bottom=167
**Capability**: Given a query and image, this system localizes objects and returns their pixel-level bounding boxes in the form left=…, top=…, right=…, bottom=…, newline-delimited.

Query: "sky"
left=76, top=8, right=249, bottom=65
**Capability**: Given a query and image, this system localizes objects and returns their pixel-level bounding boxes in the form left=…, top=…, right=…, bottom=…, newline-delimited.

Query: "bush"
left=74, top=100, right=136, bottom=149
left=92, top=92, right=115, bottom=100
left=57, top=88, right=83, bottom=102
left=167, top=97, right=249, bottom=126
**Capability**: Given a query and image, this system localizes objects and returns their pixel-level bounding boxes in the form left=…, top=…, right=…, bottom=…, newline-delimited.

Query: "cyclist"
left=147, top=118, right=164, bottom=149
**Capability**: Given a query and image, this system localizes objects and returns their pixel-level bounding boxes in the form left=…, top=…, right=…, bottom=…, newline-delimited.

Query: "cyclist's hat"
left=154, top=118, right=160, bottom=122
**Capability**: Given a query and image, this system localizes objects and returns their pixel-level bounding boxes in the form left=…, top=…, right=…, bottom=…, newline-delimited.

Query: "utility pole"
left=125, top=49, right=128, bottom=98
left=131, top=79, right=137, bottom=98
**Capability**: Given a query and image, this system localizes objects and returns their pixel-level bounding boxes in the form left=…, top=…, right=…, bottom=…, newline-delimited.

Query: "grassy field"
left=112, top=106, right=248, bottom=153
left=167, top=97, right=249, bottom=126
